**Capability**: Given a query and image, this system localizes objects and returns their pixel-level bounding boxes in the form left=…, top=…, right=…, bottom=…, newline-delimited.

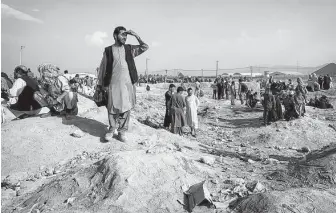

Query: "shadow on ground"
left=217, top=117, right=263, bottom=129
left=62, top=116, right=108, bottom=140
left=198, top=144, right=263, bottom=162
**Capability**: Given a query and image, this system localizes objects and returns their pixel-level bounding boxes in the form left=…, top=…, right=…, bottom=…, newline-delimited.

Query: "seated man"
left=283, top=91, right=299, bottom=121
left=318, top=95, right=333, bottom=109
left=63, top=79, right=79, bottom=118
left=8, top=65, right=50, bottom=119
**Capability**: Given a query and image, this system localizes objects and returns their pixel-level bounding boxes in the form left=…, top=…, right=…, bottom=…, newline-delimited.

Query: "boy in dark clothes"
left=263, top=87, right=276, bottom=125
left=163, top=84, right=176, bottom=129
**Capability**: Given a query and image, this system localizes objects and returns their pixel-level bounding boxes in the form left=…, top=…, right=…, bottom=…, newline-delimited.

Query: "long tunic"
left=97, top=44, right=148, bottom=114
left=185, top=95, right=200, bottom=129
left=163, top=90, right=173, bottom=127
left=171, top=93, right=186, bottom=128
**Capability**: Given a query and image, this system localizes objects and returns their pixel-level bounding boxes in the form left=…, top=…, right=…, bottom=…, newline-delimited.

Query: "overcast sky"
left=1, top=0, right=336, bottom=75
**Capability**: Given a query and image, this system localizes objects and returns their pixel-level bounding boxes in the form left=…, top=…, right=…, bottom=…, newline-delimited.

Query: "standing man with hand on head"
left=97, top=26, right=149, bottom=142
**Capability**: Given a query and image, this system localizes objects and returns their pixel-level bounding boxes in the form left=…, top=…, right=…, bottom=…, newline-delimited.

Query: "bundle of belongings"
left=308, top=95, right=333, bottom=109
left=1, top=72, right=13, bottom=101
left=38, top=63, right=78, bottom=118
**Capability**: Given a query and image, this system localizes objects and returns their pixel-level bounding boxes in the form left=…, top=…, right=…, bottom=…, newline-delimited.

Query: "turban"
left=14, top=65, right=28, bottom=74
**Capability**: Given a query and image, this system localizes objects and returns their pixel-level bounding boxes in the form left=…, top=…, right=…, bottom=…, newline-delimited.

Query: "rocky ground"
left=1, top=83, right=336, bottom=213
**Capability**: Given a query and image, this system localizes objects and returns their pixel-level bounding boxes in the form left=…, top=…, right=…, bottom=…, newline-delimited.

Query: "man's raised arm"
left=127, top=30, right=149, bottom=58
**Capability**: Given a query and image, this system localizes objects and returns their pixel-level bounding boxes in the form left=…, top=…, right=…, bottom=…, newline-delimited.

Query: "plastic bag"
left=93, top=87, right=107, bottom=107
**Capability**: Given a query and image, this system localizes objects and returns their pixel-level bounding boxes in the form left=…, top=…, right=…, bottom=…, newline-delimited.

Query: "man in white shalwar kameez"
left=97, top=26, right=148, bottom=142
left=185, top=88, right=200, bottom=137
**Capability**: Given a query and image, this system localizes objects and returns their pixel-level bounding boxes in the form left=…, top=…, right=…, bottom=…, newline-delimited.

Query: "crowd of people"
left=263, top=77, right=312, bottom=125
left=1, top=25, right=334, bottom=143
left=307, top=73, right=333, bottom=92
left=63, top=71, right=97, bottom=97
left=211, top=77, right=258, bottom=108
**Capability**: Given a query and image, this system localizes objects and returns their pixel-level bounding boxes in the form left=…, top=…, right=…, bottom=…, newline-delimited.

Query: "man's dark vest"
left=16, top=75, right=40, bottom=111
left=103, top=44, right=139, bottom=87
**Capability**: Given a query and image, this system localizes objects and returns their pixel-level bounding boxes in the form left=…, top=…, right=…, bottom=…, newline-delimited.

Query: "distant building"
left=313, top=63, right=336, bottom=77
left=269, top=71, right=304, bottom=76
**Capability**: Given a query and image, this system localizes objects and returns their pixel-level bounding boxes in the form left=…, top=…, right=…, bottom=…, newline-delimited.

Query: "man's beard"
left=118, top=38, right=126, bottom=44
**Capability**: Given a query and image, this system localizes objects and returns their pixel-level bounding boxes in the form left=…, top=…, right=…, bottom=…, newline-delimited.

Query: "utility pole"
left=297, top=60, right=299, bottom=73
left=216, top=61, right=219, bottom=78
left=146, top=58, right=149, bottom=83
left=202, top=69, right=204, bottom=81
left=20, top=46, right=25, bottom=65
left=165, top=69, right=168, bottom=83
left=250, top=66, right=253, bottom=78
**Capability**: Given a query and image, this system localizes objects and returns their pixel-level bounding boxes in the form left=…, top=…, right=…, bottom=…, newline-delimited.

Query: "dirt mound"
left=237, top=114, right=336, bottom=150
left=230, top=193, right=277, bottom=213
left=266, top=143, right=336, bottom=188
left=3, top=150, right=208, bottom=213
left=289, top=143, right=336, bottom=186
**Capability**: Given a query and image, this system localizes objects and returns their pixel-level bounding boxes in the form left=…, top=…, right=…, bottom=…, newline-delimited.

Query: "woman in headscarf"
left=38, top=63, right=78, bottom=118
left=283, top=91, right=298, bottom=121
left=294, top=77, right=307, bottom=117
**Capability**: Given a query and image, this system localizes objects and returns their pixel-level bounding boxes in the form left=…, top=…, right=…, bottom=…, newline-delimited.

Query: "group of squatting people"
left=3, top=64, right=79, bottom=120
left=262, top=77, right=308, bottom=125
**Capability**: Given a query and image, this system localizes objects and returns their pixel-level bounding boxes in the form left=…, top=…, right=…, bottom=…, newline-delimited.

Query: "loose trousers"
left=108, top=110, right=131, bottom=134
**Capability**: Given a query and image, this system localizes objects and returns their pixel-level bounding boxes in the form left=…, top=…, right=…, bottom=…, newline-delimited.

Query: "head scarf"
left=297, top=77, right=303, bottom=85
left=14, top=65, right=28, bottom=75
left=38, top=63, right=61, bottom=79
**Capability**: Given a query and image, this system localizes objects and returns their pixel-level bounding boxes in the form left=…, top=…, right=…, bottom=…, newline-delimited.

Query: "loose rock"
left=248, top=159, right=255, bottom=164
left=71, top=129, right=85, bottom=138
left=300, top=147, right=310, bottom=153
left=264, top=158, right=279, bottom=165
left=200, top=156, right=216, bottom=166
